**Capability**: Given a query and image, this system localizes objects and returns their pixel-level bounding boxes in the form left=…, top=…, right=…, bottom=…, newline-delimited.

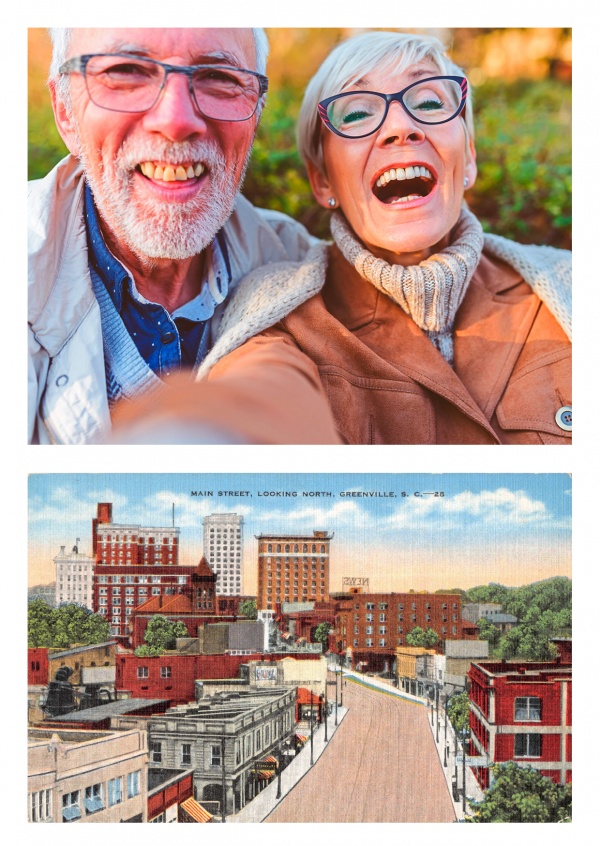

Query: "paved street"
left=265, top=676, right=456, bottom=823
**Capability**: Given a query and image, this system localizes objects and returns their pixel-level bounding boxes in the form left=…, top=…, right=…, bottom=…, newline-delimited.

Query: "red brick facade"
left=28, top=648, right=49, bottom=685
left=468, top=653, right=572, bottom=787
left=256, top=532, right=332, bottom=610
left=338, top=593, right=472, bottom=650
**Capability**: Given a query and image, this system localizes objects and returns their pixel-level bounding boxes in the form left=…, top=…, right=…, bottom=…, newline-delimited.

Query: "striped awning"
left=180, top=798, right=213, bottom=823
left=295, top=734, right=307, bottom=742
left=261, top=755, right=278, bottom=767
left=254, top=769, right=275, bottom=781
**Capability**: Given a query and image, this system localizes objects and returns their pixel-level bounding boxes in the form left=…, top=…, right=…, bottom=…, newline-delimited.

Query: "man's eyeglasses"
left=318, top=76, right=468, bottom=139
left=59, top=53, right=269, bottom=122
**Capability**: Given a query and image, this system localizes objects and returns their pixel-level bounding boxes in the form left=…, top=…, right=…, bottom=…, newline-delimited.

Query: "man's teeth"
left=140, top=162, right=205, bottom=181
left=375, top=165, right=432, bottom=188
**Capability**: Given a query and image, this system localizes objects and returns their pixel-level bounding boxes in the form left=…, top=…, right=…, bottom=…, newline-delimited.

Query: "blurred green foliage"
left=28, top=78, right=571, bottom=249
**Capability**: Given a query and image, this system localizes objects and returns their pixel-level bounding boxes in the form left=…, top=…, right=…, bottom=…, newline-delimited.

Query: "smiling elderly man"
left=28, top=28, right=337, bottom=444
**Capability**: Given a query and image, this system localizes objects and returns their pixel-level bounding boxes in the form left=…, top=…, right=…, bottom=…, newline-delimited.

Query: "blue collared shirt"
left=84, top=184, right=231, bottom=375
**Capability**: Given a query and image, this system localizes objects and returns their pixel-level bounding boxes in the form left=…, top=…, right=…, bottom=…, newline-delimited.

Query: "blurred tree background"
left=29, top=27, right=571, bottom=248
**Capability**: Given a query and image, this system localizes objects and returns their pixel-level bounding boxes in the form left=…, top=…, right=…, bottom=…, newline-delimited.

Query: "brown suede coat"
left=210, top=244, right=571, bottom=445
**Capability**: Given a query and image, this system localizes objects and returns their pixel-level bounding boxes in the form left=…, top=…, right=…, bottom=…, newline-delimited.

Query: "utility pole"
left=462, top=729, right=467, bottom=815
left=324, top=692, right=328, bottom=742
left=436, top=683, right=440, bottom=743
left=334, top=670, right=339, bottom=726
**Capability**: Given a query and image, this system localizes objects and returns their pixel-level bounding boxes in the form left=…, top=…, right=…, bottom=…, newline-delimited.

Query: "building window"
left=161, top=666, right=172, bottom=678
left=515, top=697, right=542, bottom=721
left=211, top=744, right=222, bottom=766
left=30, top=789, right=52, bottom=822
left=108, top=777, right=122, bottom=806
left=379, top=626, right=387, bottom=635
left=379, top=639, right=386, bottom=647
left=366, top=626, right=373, bottom=635
left=181, top=744, right=192, bottom=766
left=514, top=734, right=541, bottom=758
left=366, top=603, right=374, bottom=610
left=151, top=741, right=162, bottom=763
left=84, top=783, right=104, bottom=814
left=126, top=771, right=141, bottom=799
left=366, top=638, right=373, bottom=647
left=137, top=666, right=149, bottom=678
left=62, top=790, right=81, bottom=822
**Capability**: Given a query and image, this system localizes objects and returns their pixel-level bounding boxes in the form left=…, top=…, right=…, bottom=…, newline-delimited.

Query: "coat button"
left=161, top=332, right=176, bottom=345
left=555, top=406, right=572, bottom=431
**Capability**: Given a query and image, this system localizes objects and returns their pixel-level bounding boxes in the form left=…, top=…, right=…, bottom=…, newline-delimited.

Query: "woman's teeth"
left=139, top=162, right=205, bottom=182
left=375, top=165, right=432, bottom=188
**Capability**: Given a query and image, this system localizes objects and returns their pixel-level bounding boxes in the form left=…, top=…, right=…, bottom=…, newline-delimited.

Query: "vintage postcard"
left=27, top=472, right=572, bottom=824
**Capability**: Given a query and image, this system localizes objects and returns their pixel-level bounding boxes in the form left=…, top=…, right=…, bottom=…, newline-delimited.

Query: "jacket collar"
left=322, top=244, right=540, bottom=434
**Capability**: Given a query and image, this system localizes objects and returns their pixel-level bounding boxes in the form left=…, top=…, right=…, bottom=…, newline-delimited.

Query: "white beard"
left=77, top=135, right=250, bottom=260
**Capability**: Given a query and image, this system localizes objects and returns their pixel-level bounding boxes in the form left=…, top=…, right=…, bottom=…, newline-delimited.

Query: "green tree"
left=136, top=615, right=188, bottom=655
left=466, top=762, right=572, bottom=822
left=406, top=626, right=439, bottom=648
left=446, top=692, right=470, bottom=733
left=28, top=600, right=110, bottom=648
left=28, top=598, right=54, bottom=647
left=240, top=599, right=258, bottom=620
left=476, top=617, right=501, bottom=648
left=313, top=622, right=332, bottom=645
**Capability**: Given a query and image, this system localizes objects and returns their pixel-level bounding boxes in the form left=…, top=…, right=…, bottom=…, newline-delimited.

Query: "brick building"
left=256, top=531, right=332, bottom=610
left=203, top=513, right=244, bottom=596
left=336, top=592, right=475, bottom=672
left=92, top=502, right=184, bottom=640
left=467, top=644, right=572, bottom=788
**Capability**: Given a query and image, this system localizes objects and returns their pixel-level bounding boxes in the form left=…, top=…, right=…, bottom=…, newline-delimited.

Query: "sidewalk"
left=228, top=706, right=348, bottom=823
left=425, top=700, right=485, bottom=820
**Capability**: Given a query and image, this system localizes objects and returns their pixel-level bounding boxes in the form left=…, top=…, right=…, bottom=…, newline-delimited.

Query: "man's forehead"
left=69, top=28, right=256, bottom=67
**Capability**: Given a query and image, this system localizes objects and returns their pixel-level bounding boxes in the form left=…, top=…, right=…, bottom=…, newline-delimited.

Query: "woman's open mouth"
left=372, top=165, right=435, bottom=205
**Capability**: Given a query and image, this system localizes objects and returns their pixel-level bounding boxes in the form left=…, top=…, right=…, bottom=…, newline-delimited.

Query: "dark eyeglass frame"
left=58, top=53, right=269, bottom=120
left=317, top=75, right=468, bottom=138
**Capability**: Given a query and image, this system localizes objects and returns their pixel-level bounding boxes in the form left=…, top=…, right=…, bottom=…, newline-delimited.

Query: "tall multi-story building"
left=256, top=531, right=332, bottom=610
left=55, top=542, right=95, bottom=610
left=203, top=513, right=243, bottom=596
left=92, top=503, right=184, bottom=640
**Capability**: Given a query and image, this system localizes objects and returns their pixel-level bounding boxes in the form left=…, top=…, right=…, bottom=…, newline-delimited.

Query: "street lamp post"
left=310, top=689, right=314, bottom=765
left=339, top=657, right=344, bottom=708
left=462, top=728, right=469, bottom=815
left=435, top=684, right=440, bottom=744
left=334, top=670, right=339, bottom=726
left=276, top=716, right=283, bottom=799
left=323, top=692, right=328, bottom=742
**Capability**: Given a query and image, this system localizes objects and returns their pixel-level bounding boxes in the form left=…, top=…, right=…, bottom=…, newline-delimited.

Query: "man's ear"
left=306, top=159, right=336, bottom=210
left=49, top=79, right=80, bottom=156
left=464, top=135, right=477, bottom=190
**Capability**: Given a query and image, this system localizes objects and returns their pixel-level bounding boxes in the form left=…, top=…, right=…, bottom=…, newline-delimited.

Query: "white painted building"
left=55, top=543, right=95, bottom=610
left=203, top=514, right=243, bottom=595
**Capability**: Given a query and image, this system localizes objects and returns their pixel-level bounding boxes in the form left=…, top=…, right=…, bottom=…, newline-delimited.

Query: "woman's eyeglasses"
left=318, top=76, right=468, bottom=139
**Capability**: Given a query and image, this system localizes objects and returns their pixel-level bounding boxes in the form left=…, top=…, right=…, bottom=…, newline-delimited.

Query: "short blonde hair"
left=297, top=30, right=474, bottom=172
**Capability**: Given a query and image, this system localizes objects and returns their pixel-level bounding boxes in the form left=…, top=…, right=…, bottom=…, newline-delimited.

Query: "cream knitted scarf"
left=330, top=207, right=485, bottom=364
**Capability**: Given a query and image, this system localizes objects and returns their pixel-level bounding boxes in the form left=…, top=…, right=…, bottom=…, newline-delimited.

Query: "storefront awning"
left=295, top=734, right=307, bottom=743
left=180, top=798, right=213, bottom=823
left=254, top=769, right=275, bottom=781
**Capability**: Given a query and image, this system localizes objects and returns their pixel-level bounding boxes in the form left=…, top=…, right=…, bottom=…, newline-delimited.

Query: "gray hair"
left=48, top=27, right=270, bottom=108
left=297, top=30, right=474, bottom=173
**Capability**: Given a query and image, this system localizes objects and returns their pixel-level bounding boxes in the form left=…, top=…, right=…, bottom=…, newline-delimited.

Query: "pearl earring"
left=328, top=197, right=337, bottom=208
left=463, top=177, right=469, bottom=188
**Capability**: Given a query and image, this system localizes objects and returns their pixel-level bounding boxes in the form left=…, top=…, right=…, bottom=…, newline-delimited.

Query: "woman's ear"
left=49, top=80, right=80, bottom=156
left=464, top=136, right=477, bottom=190
left=306, top=159, right=336, bottom=210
